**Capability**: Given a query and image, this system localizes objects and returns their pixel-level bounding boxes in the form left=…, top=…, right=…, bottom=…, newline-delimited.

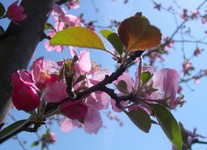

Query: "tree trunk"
left=0, top=0, right=54, bottom=123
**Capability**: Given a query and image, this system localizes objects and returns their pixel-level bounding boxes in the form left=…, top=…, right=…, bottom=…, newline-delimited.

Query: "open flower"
left=112, top=65, right=179, bottom=113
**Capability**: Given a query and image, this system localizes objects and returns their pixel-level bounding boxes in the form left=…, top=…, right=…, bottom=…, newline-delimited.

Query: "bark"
left=0, top=0, right=54, bottom=123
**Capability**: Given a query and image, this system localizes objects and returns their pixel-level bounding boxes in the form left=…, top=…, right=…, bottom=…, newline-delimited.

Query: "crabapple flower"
left=164, top=36, right=174, bottom=50
left=49, top=132, right=56, bottom=143
left=43, top=81, right=68, bottom=103
left=190, top=10, right=199, bottom=20
left=182, top=59, right=194, bottom=75
left=60, top=101, right=88, bottom=119
left=60, top=108, right=102, bottom=134
left=112, top=65, right=179, bottom=112
left=11, top=70, right=40, bottom=112
left=6, top=0, right=27, bottom=25
left=152, top=68, right=179, bottom=108
left=44, top=22, right=64, bottom=53
left=83, top=108, right=103, bottom=134
left=180, top=9, right=188, bottom=20
left=59, top=49, right=111, bottom=134
left=70, top=48, right=91, bottom=74
left=67, top=0, right=80, bottom=10
left=31, top=57, right=57, bottom=89
left=44, top=5, right=82, bottom=52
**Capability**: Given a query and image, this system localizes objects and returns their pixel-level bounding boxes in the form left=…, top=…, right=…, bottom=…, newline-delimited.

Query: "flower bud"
left=11, top=70, right=40, bottom=112
left=6, top=0, right=27, bottom=25
left=12, top=84, right=40, bottom=112
left=60, top=101, right=88, bottom=119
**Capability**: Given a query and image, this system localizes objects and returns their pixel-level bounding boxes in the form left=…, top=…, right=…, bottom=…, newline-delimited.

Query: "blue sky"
left=1, top=0, right=207, bottom=150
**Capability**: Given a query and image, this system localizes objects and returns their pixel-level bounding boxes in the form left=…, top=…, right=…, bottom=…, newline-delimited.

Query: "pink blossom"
left=52, top=4, right=82, bottom=27
left=114, top=72, right=134, bottom=94
left=44, top=5, right=82, bottom=52
left=49, top=132, right=56, bottom=143
left=190, top=10, right=199, bottom=20
left=89, top=68, right=111, bottom=85
left=31, top=57, right=57, bottom=89
left=164, top=36, right=174, bottom=50
left=152, top=68, right=179, bottom=108
left=60, top=101, right=88, bottom=119
left=113, top=65, right=179, bottom=110
left=44, top=30, right=64, bottom=53
left=110, top=99, right=128, bottom=112
left=60, top=109, right=103, bottom=134
left=11, top=70, right=40, bottom=112
left=60, top=117, right=80, bottom=132
left=67, top=0, right=80, bottom=10
left=71, top=49, right=92, bottom=74
left=6, top=0, right=27, bottom=25
left=83, top=108, right=103, bottom=134
left=182, top=59, right=194, bottom=75
left=43, top=81, right=68, bottom=103
left=85, top=92, right=109, bottom=110
left=193, top=47, right=203, bottom=56
left=180, top=9, right=188, bottom=20
left=201, top=16, right=207, bottom=24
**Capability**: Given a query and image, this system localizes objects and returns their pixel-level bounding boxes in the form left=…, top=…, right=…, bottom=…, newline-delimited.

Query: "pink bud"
left=11, top=70, right=40, bottom=112
left=12, top=84, right=40, bottom=112
left=49, top=132, right=56, bottom=143
left=60, top=101, right=88, bottom=119
left=7, top=1, right=27, bottom=25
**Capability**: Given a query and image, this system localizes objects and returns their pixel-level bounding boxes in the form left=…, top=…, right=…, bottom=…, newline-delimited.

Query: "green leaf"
left=0, top=120, right=28, bottom=141
left=0, top=3, right=5, bottom=16
left=117, top=80, right=128, bottom=94
left=140, top=71, right=152, bottom=85
left=31, top=141, right=39, bottom=147
left=44, top=23, right=54, bottom=30
left=66, top=60, right=72, bottom=69
left=100, top=29, right=123, bottom=55
left=151, top=104, right=183, bottom=150
left=0, top=3, right=5, bottom=17
left=126, top=108, right=151, bottom=133
left=50, top=27, right=106, bottom=51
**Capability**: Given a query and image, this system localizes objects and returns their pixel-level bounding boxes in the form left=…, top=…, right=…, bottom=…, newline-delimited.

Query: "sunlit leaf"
left=0, top=120, right=27, bottom=141
left=50, top=27, right=107, bottom=51
left=0, top=3, right=5, bottom=17
left=126, top=108, right=151, bottom=133
left=100, top=29, right=123, bottom=55
left=151, top=104, right=183, bottom=150
left=118, top=15, right=161, bottom=52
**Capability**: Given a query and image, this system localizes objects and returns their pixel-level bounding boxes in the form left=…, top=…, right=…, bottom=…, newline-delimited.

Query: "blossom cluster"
left=11, top=48, right=111, bottom=134
left=111, top=62, right=182, bottom=115
left=11, top=48, right=182, bottom=135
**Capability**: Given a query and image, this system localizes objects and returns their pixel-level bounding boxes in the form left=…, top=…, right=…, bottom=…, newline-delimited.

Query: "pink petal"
left=74, top=50, right=91, bottom=74
left=83, top=109, right=102, bottom=134
left=43, top=81, right=68, bottom=102
left=60, top=117, right=80, bottom=132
